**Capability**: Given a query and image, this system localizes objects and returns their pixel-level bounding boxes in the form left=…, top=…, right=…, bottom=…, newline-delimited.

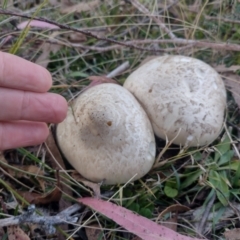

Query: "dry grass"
left=0, top=0, right=240, bottom=239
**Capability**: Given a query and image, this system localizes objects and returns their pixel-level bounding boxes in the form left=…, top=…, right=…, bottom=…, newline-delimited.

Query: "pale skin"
left=0, top=52, right=68, bottom=150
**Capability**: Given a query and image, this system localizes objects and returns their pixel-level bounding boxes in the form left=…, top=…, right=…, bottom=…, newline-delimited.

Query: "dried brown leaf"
left=0, top=153, right=46, bottom=191
left=7, top=225, right=30, bottom=240
left=17, top=186, right=61, bottom=205
left=72, top=171, right=101, bottom=198
left=158, top=204, right=190, bottom=219
left=21, top=188, right=61, bottom=205
left=224, top=228, right=240, bottom=240
left=61, top=0, right=100, bottom=14
left=24, top=169, right=44, bottom=188
left=68, top=32, right=87, bottom=43
left=17, top=165, right=45, bottom=191
left=85, top=224, right=102, bottom=240
left=5, top=165, right=44, bottom=179
left=15, top=191, right=39, bottom=205
left=160, top=215, right=178, bottom=232
left=17, top=173, right=62, bottom=205
left=157, top=204, right=190, bottom=232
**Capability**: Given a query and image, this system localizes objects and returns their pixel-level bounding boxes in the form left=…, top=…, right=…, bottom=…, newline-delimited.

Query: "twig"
left=1, top=9, right=240, bottom=53
left=0, top=9, right=166, bottom=53
left=0, top=203, right=83, bottom=234
left=130, top=0, right=176, bottom=39
left=39, top=37, right=240, bottom=53
left=107, top=61, right=130, bottom=78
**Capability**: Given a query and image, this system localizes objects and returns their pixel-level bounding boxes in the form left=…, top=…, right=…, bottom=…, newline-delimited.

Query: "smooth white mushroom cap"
left=56, top=83, right=156, bottom=185
left=123, top=55, right=227, bottom=147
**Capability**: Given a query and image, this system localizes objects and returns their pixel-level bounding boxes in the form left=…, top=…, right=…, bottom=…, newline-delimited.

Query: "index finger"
left=0, top=52, right=52, bottom=92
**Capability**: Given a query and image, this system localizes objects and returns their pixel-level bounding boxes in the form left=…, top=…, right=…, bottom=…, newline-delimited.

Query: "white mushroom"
left=56, top=83, right=156, bottom=185
left=123, top=55, right=227, bottom=147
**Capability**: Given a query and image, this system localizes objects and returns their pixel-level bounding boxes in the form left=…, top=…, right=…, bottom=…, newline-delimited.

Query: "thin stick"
left=1, top=10, right=240, bottom=53
left=0, top=203, right=82, bottom=233
left=0, top=9, right=165, bottom=52
left=107, top=61, right=130, bottom=78
left=79, top=38, right=240, bottom=52
left=47, top=38, right=240, bottom=52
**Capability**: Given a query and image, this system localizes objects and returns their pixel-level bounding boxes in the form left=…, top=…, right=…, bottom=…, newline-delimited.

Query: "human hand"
left=0, top=52, right=68, bottom=150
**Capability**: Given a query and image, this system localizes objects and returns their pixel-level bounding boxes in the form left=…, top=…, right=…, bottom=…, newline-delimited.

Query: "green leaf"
left=67, top=71, right=89, bottom=78
left=128, top=203, right=140, bottom=213
left=219, top=160, right=240, bottom=171
left=209, top=170, right=229, bottom=206
left=139, top=208, right=153, bottom=218
left=181, top=170, right=202, bottom=189
left=218, top=150, right=234, bottom=166
left=214, top=135, right=231, bottom=162
left=164, top=185, right=178, bottom=198
left=232, top=159, right=240, bottom=187
left=192, top=151, right=202, bottom=161
left=230, top=189, right=240, bottom=201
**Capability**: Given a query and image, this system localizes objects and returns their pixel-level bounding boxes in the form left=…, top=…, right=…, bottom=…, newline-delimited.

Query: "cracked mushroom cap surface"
left=123, top=55, right=227, bottom=147
left=56, top=83, right=156, bottom=185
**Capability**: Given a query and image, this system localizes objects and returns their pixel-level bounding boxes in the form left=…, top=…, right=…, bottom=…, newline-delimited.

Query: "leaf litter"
left=7, top=225, right=30, bottom=240
left=224, top=228, right=240, bottom=240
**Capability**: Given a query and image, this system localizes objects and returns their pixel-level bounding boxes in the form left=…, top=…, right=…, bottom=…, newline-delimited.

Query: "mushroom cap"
left=56, top=83, right=156, bottom=185
left=123, top=55, right=227, bottom=146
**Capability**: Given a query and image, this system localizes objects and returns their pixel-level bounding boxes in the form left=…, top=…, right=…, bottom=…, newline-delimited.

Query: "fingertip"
left=35, top=122, right=49, bottom=142
left=59, top=96, right=68, bottom=121
left=39, top=67, right=53, bottom=92
left=51, top=94, right=68, bottom=123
